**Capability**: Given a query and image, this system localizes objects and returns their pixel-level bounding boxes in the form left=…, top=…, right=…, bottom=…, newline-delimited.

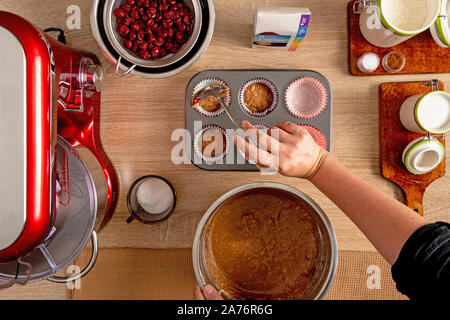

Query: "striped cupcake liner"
left=239, top=78, right=278, bottom=117
left=193, top=125, right=230, bottom=164
left=285, top=77, right=328, bottom=119
left=191, top=78, right=231, bottom=118
left=237, top=124, right=270, bottom=164
left=300, top=125, right=327, bottom=150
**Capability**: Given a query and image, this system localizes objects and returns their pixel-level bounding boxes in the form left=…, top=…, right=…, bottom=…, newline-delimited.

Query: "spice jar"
left=382, top=51, right=406, bottom=73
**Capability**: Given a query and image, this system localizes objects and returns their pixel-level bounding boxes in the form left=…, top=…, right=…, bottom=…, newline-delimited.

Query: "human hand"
left=194, top=284, right=224, bottom=300
left=233, top=121, right=327, bottom=179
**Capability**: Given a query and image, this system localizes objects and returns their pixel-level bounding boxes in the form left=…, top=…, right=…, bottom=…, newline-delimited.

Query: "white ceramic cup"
left=402, top=137, right=445, bottom=175
left=399, top=91, right=450, bottom=134
left=359, top=0, right=441, bottom=48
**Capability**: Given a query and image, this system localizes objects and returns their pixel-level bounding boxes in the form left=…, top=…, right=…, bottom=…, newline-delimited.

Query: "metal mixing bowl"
left=104, top=0, right=202, bottom=72
left=91, top=0, right=214, bottom=78
left=193, top=182, right=338, bottom=300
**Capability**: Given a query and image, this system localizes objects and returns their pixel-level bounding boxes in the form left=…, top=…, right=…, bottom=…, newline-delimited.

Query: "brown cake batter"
left=205, top=188, right=319, bottom=300
left=243, top=83, right=274, bottom=113
left=193, top=86, right=230, bottom=112
left=199, top=128, right=227, bottom=157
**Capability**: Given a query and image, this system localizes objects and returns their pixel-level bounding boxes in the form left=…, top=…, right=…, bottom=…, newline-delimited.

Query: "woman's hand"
left=234, top=121, right=327, bottom=179
left=194, top=284, right=224, bottom=300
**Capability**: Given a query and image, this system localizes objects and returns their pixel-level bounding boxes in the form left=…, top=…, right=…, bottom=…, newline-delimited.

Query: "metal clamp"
left=353, top=0, right=378, bottom=14
left=422, top=79, right=445, bottom=141
left=47, top=231, right=98, bottom=283
left=114, top=56, right=136, bottom=77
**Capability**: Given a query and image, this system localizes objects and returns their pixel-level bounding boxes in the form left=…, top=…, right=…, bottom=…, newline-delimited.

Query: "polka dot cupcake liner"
left=191, top=78, right=231, bottom=118
left=300, top=125, right=327, bottom=150
left=237, top=124, right=270, bottom=163
left=285, top=77, right=328, bottom=119
left=193, top=125, right=230, bottom=164
left=239, top=78, right=278, bottom=117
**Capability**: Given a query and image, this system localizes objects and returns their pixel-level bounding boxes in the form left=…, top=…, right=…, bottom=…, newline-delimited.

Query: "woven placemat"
left=69, top=248, right=407, bottom=300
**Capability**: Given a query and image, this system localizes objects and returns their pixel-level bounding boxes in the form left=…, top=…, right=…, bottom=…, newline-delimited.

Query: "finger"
left=194, top=284, right=206, bottom=300
left=234, top=136, right=275, bottom=168
left=203, top=285, right=224, bottom=300
left=276, top=121, right=300, bottom=135
left=268, top=126, right=293, bottom=143
left=242, top=121, right=280, bottom=153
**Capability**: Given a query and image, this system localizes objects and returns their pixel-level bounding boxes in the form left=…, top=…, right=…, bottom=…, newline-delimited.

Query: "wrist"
left=302, top=148, right=328, bottom=180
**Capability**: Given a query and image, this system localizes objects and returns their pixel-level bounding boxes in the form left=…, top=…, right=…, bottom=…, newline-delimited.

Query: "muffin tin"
left=185, top=70, right=332, bottom=171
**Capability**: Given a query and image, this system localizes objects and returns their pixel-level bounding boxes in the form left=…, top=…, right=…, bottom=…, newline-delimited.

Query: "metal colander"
left=103, top=0, right=202, bottom=75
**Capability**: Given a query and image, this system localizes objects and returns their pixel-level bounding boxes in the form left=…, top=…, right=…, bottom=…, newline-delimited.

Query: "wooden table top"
left=0, top=0, right=449, bottom=299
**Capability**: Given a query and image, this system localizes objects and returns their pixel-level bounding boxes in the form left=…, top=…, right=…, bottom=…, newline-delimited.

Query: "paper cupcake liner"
left=237, top=124, right=270, bottom=163
left=300, top=125, right=327, bottom=150
left=285, top=77, right=328, bottom=119
left=193, top=125, right=230, bottom=164
left=239, top=78, right=278, bottom=117
left=192, top=78, right=231, bottom=118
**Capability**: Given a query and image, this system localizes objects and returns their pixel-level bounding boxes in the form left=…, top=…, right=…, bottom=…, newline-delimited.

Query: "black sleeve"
left=391, top=222, right=450, bottom=300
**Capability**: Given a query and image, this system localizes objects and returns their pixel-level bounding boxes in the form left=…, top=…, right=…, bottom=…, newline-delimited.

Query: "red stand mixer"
left=0, top=11, right=118, bottom=287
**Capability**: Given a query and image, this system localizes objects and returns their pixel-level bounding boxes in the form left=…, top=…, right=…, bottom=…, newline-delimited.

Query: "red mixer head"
left=0, top=11, right=118, bottom=264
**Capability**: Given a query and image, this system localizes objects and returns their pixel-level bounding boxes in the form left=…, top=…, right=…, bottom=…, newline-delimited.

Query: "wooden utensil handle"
left=403, top=186, right=425, bottom=216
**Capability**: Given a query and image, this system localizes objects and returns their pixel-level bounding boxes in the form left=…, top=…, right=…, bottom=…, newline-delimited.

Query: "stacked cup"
left=399, top=91, right=450, bottom=174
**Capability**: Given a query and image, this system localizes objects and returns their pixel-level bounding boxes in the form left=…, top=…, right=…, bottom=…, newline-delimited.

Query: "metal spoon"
left=192, top=84, right=258, bottom=147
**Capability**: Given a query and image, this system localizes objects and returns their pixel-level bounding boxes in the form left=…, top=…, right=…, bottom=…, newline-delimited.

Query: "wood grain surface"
left=348, top=0, right=450, bottom=76
left=0, top=0, right=450, bottom=300
left=379, top=81, right=446, bottom=216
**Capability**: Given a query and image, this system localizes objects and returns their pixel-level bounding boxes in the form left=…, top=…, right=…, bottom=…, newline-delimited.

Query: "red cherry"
left=131, top=23, right=140, bottom=31
left=124, top=39, right=133, bottom=49
left=158, top=28, right=168, bottom=38
left=128, top=30, right=137, bottom=40
left=159, top=47, right=167, bottom=58
left=152, top=46, right=160, bottom=59
left=183, top=15, right=191, bottom=25
left=137, top=29, right=145, bottom=40
left=130, top=10, right=140, bottom=19
left=127, top=0, right=135, bottom=5
left=148, top=33, right=157, bottom=43
left=165, top=41, right=173, bottom=50
left=146, top=19, right=155, bottom=26
left=122, top=16, right=132, bottom=26
left=122, top=3, right=132, bottom=11
left=160, top=3, right=169, bottom=11
left=114, top=8, right=126, bottom=19
left=119, top=25, right=130, bottom=37
left=139, top=41, right=148, bottom=50
left=147, top=7, right=157, bottom=18
left=151, top=23, right=159, bottom=32
left=132, top=44, right=138, bottom=52
left=178, top=23, right=186, bottom=32
left=143, top=0, right=150, bottom=8
left=150, top=1, right=158, bottom=9
left=175, top=31, right=184, bottom=41
left=154, top=37, right=165, bottom=47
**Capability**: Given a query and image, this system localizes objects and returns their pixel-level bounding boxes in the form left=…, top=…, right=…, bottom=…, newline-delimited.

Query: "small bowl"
left=104, top=0, right=203, bottom=69
left=193, top=182, right=338, bottom=300
left=126, top=175, right=177, bottom=224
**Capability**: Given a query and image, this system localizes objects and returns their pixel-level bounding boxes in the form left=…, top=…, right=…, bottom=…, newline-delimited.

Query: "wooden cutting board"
left=379, top=80, right=446, bottom=216
left=348, top=0, right=450, bottom=76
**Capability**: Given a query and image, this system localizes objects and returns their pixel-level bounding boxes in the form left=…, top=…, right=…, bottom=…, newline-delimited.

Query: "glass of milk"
left=356, top=0, right=441, bottom=47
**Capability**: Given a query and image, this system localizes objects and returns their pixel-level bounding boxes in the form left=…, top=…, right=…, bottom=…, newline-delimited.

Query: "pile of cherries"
left=114, top=0, right=194, bottom=60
